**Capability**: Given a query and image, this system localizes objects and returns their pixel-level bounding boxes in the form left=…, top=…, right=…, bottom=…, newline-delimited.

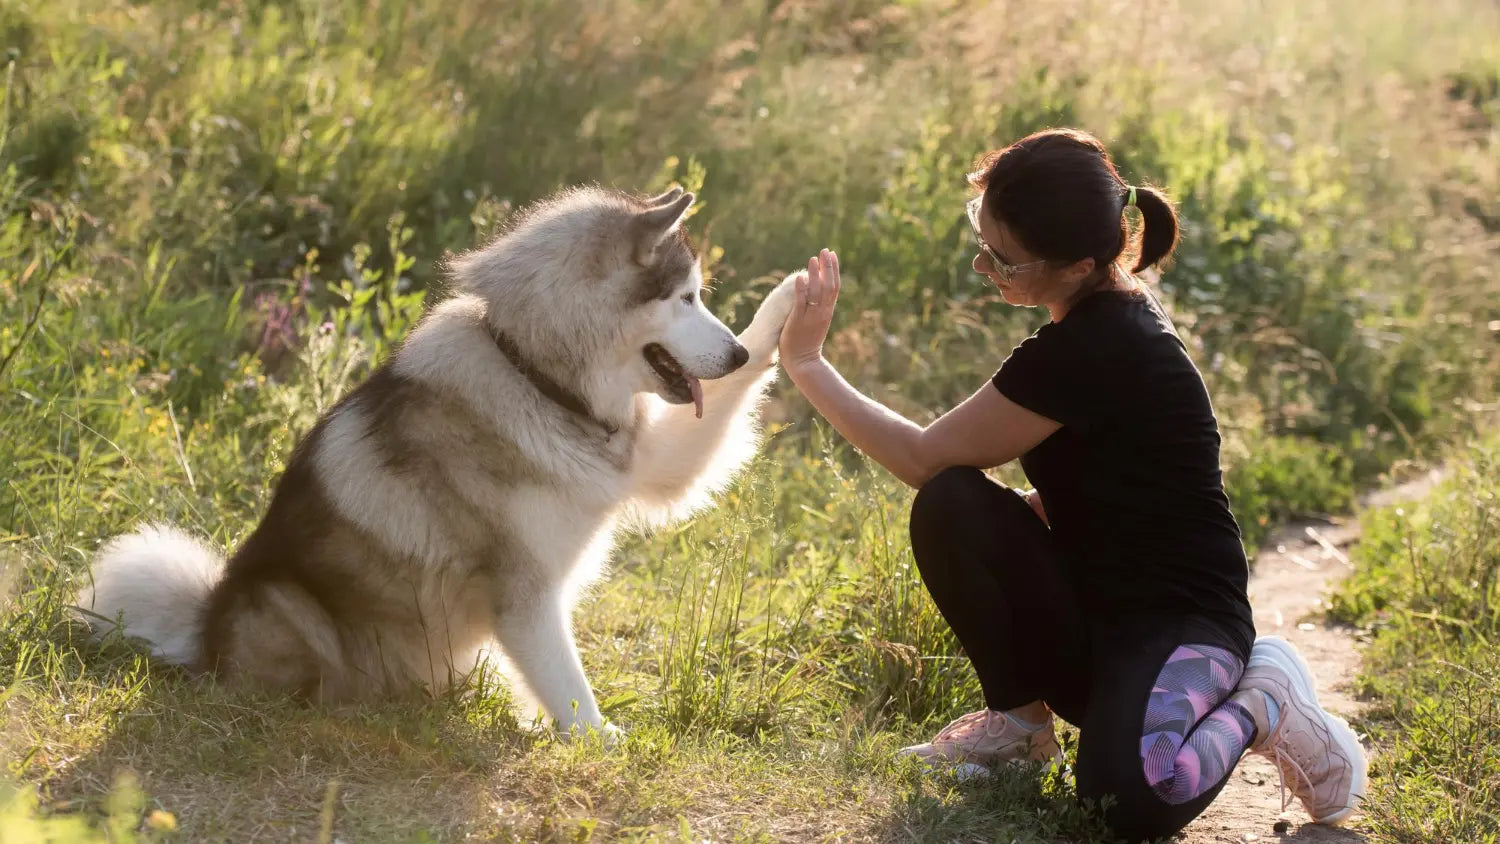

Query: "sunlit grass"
left=1, top=0, right=1497, bottom=838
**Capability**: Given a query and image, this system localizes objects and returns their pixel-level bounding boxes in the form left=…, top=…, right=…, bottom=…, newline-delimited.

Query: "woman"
left=777, top=129, right=1366, bottom=841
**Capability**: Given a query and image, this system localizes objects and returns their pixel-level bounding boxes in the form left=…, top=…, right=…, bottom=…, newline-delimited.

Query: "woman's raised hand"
left=778, top=249, right=842, bottom=370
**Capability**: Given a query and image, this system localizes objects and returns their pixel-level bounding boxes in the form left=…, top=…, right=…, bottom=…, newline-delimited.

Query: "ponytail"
left=1129, top=185, right=1180, bottom=273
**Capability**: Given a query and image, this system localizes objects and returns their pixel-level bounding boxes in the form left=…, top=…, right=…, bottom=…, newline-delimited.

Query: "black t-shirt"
left=991, top=288, right=1254, bottom=653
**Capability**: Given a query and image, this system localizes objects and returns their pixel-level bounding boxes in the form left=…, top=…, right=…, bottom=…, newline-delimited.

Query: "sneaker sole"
left=950, top=762, right=991, bottom=781
left=942, top=749, right=1067, bottom=783
left=1251, top=635, right=1368, bottom=825
left=899, top=743, right=1064, bottom=766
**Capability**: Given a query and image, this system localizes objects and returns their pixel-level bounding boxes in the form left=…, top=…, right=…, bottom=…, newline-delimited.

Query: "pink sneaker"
left=898, top=708, right=1062, bottom=770
left=1238, top=636, right=1367, bottom=825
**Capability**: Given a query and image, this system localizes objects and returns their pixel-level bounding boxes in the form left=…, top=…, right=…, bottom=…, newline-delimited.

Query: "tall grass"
left=1330, top=441, right=1500, bottom=841
left=1, top=0, right=1498, bottom=837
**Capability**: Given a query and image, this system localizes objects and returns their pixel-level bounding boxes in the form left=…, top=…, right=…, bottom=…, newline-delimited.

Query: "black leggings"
left=908, top=466, right=1259, bottom=843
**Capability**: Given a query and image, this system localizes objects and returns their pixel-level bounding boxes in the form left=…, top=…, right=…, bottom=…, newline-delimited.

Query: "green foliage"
left=1330, top=442, right=1500, bottom=841
left=0, top=772, right=178, bottom=843
left=1224, top=429, right=1353, bottom=551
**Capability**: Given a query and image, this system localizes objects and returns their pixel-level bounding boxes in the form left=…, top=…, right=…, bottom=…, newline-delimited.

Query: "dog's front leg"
left=493, top=594, right=618, bottom=742
left=625, top=273, right=799, bottom=526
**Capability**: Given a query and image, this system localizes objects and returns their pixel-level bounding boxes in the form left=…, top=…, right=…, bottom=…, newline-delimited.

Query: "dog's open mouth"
left=643, top=343, right=703, bottom=418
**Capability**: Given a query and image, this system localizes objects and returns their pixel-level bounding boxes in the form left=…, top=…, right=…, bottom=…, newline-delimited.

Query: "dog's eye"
left=680, top=292, right=695, bottom=305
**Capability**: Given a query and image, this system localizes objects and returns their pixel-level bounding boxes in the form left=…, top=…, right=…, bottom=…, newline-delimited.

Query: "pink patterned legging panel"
left=1140, top=643, right=1258, bottom=805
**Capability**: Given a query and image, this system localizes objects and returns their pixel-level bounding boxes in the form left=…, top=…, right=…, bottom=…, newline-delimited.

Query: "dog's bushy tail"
left=75, top=524, right=224, bottom=666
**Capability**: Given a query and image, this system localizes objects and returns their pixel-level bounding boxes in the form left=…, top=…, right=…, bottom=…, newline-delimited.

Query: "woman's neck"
left=1049, top=266, right=1133, bottom=322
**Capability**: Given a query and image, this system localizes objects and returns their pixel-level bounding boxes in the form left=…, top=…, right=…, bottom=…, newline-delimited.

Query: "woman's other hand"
left=1023, top=488, right=1049, bottom=525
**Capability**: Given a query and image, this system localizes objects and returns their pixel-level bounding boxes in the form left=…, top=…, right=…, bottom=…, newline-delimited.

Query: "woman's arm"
left=780, top=251, right=1062, bottom=489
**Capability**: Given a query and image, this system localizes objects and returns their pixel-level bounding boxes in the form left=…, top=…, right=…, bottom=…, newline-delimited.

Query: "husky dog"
left=77, top=186, right=798, bottom=738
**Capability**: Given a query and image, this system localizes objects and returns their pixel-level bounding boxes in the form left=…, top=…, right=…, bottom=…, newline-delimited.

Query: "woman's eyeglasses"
left=966, top=197, right=1047, bottom=281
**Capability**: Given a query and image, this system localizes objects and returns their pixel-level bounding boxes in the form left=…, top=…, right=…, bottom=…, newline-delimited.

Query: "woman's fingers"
left=797, top=250, right=843, bottom=311
left=828, top=250, right=840, bottom=304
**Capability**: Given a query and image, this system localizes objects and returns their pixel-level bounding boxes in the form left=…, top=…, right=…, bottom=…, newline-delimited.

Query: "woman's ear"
left=1065, top=257, right=1096, bottom=285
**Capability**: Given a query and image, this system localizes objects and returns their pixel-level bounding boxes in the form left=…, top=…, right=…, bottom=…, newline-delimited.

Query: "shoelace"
left=1268, top=745, right=1315, bottom=813
left=934, top=710, right=998, bottom=746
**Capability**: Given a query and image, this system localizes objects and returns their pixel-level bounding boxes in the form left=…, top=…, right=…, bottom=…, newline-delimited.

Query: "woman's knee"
left=911, top=466, right=987, bottom=527
left=1077, top=746, right=1200, bottom=843
left=1077, top=775, right=1170, bottom=842
left=910, top=467, right=1039, bottom=550
left=911, top=468, right=1049, bottom=582
left=911, top=467, right=1030, bottom=528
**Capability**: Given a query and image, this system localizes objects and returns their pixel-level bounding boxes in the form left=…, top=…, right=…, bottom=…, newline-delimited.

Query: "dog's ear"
left=632, top=191, right=695, bottom=265
left=641, top=186, right=684, bottom=207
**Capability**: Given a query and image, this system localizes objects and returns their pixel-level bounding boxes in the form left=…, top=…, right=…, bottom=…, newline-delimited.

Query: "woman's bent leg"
left=907, top=466, right=1089, bottom=718
left=1075, top=623, right=1256, bottom=842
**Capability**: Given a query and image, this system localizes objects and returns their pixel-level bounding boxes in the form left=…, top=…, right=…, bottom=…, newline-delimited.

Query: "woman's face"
left=970, top=205, right=1096, bottom=313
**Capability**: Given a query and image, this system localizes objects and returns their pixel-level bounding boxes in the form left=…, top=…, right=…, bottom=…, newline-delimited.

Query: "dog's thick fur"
left=77, top=186, right=797, bottom=737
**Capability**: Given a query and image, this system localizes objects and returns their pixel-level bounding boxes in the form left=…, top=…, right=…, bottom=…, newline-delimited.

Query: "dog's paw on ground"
left=558, top=720, right=626, bottom=748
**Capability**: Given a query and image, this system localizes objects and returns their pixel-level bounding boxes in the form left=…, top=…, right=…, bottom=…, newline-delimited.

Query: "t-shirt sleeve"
left=991, top=321, right=1098, bottom=429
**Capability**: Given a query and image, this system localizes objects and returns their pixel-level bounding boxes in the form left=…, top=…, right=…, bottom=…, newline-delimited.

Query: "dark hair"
left=967, top=128, right=1179, bottom=275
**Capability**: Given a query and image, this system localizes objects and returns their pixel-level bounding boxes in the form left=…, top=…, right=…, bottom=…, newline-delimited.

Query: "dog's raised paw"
left=761, top=271, right=801, bottom=323
left=739, top=271, right=802, bottom=360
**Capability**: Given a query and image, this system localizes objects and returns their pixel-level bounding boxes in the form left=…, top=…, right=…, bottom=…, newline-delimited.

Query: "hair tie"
left=1124, top=186, right=1137, bottom=210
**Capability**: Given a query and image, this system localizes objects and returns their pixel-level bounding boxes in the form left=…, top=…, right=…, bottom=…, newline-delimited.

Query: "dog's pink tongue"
left=688, top=375, right=703, bottom=419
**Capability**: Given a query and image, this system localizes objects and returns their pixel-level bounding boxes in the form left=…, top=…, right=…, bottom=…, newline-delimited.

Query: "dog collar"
left=488, top=325, right=619, bottom=437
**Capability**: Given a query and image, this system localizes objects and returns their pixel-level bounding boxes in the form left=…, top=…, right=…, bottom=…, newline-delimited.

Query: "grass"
left=1330, top=441, right=1500, bottom=842
left=1, top=0, right=1498, bottom=839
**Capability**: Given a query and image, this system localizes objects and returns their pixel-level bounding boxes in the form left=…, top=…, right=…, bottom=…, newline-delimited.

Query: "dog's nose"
left=729, top=342, right=749, bottom=370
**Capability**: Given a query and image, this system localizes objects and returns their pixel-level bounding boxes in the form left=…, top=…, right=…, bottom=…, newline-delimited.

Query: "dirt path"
left=1178, top=469, right=1443, bottom=843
